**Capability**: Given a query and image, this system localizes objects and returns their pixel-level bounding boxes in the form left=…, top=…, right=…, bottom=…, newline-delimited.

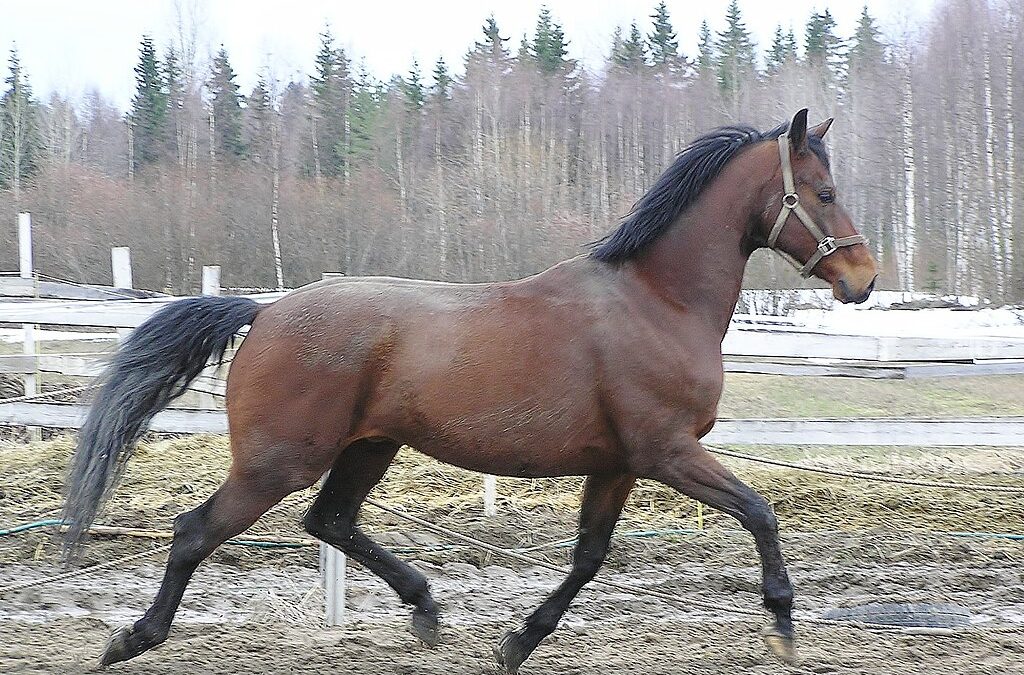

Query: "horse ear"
left=810, top=117, right=834, bottom=139
left=788, top=108, right=809, bottom=154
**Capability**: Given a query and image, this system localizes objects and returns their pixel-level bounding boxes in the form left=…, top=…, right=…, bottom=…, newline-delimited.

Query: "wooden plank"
left=705, top=417, right=1024, bottom=446
left=723, top=359, right=1024, bottom=379
left=4, top=404, right=1024, bottom=447
left=0, top=277, right=36, bottom=297
left=0, top=354, right=107, bottom=376
left=723, top=360, right=903, bottom=379
left=0, top=403, right=227, bottom=433
left=0, top=295, right=278, bottom=328
left=723, top=327, right=1024, bottom=362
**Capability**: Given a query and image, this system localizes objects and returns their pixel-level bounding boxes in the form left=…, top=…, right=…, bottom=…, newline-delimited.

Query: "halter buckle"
left=782, top=193, right=799, bottom=209
left=817, top=237, right=838, bottom=256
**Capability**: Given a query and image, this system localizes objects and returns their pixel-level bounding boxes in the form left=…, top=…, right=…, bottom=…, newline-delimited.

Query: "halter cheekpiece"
left=767, top=134, right=866, bottom=277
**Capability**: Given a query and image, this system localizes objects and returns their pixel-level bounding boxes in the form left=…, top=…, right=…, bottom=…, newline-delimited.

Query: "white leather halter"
left=767, top=134, right=866, bottom=277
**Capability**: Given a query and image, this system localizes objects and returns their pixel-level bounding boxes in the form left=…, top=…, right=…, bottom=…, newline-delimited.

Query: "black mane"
left=590, top=121, right=829, bottom=263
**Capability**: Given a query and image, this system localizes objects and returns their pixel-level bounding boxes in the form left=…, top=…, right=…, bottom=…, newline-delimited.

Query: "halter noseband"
left=767, top=134, right=866, bottom=278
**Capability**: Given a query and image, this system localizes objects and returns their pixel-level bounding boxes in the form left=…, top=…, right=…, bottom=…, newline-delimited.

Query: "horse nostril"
left=853, top=276, right=876, bottom=304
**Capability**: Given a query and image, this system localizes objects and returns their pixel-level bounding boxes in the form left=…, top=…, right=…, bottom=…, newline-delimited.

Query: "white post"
left=197, top=266, right=223, bottom=410
left=202, top=265, right=221, bottom=296
left=111, top=247, right=133, bottom=341
left=18, top=213, right=40, bottom=441
left=323, top=540, right=346, bottom=626
left=111, top=247, right=133, bottom=289
left=483, top=475, right=497, bottom=517
left=319, top=470, right=346, bottom=626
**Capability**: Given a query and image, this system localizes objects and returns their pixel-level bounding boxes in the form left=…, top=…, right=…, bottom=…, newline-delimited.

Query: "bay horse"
left=63, top=109, right=876, bottom=672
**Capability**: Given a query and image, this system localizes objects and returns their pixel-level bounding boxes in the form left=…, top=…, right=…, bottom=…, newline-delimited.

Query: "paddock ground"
left=1, top=373, right=1022, bottom=673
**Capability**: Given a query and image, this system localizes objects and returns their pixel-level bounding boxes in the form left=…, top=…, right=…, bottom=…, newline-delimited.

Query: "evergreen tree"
left=696, top=20, right=715, bottom=75
left=163, top=45, right=184, bottom=159
left=531, top=6, right=570, bottom=74
left=310, top=26, right=351, bottom=177
left=766, top=25, right=798, bottom=73
left=245, top=75, right=273, bottom=164
left=613, top=22, right=647, bottom=72
left=345, top=61, right=382, bottom=166
left=403, top=59, right=426, bottom=111
left=848, top=5, right=884, bottom=69
left=805, top=9, right=845, bottom=80
left=648, top=1, right=680, bottom=70
left=432, top=56, right=452, bottom=101
left=475, top=14, right=508, bottom=62
left=0, top=47, right=42, bottom=192
left=209, top=46, right=245, bottom=160
left=128, top=35, right=169, bottom=168
left=715, top=0, right=757, bottom=96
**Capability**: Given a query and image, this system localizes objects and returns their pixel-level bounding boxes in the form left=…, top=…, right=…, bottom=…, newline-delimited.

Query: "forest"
left=0, top=0, right=1020, bottom=301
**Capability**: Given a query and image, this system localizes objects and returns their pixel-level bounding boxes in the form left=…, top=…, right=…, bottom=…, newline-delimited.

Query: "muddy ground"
left=1, top=436, right=1023, bottom=673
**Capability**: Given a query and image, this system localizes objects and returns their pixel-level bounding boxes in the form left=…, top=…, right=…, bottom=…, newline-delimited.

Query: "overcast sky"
left=2, top=0, right=931, bottom=110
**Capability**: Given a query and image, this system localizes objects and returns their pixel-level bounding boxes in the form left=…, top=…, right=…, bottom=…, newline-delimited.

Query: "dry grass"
left=2, top=436, right=1021, bottom=544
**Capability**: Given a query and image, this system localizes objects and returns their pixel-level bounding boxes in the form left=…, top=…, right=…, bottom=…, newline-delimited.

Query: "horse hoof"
left=761, top=624, right=799, bottom=665
left=410, top=607, right=440, bottom=648
left=97, top=625, right=133, bottom=668
left=493, top=629, right=530, bottom=675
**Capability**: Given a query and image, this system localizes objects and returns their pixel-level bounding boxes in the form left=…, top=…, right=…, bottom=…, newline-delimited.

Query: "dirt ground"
left=1, top=528, right=1022, bottom=674
left=1, top=427, right=1022, bottom=674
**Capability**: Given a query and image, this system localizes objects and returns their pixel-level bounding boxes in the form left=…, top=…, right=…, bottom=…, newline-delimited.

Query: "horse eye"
left=818, top=190, right=834, bottom=204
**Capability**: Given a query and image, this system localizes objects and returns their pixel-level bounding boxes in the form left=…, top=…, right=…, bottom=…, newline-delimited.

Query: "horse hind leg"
left=99, top=465, right=302, bottom=667
left=302, top=438, right=440, bottom=646
left=495, top=473, right=635, bottom=675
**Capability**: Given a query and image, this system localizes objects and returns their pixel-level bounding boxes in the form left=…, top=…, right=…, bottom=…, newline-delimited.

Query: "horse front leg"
left=641, top=437, right=797, bottom=664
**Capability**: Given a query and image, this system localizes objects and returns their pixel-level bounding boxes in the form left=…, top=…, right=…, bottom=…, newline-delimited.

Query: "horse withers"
left=63, top=108, right=876, bottom=672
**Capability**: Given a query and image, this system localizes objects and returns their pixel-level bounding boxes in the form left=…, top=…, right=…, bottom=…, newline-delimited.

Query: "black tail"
left=62, top=295, right=262, bottom=555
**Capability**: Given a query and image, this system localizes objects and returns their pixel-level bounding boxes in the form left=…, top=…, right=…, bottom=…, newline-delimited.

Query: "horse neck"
left=631, top=163, right=761, bottom=340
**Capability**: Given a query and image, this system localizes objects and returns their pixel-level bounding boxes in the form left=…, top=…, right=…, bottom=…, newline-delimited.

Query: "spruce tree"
left=0, top=47, right=42, bottom=193
left=696, top=20, right=715, bottom=75
left=432, top=56, right=452, bottom=101
left=345, top=62, right=382, bottom=167
left=245, top=75, right=273, bottom=164
left=648, top=1, right=680, bottom=70
left=475, top=14, right=508, bottom=62
left=404, top=59, right=425, bottom=111
left=849, top=5, right=884, bottom=68
left=310, top=27, right=351, bottom=177
left=805, top=9, right=845, bottom=81
left=209, top=46, right=245, bottom=160
left=613, top=22, right=647, bottom=72
left=128, top=35, right=169, bottom=169
left=715, top=0, right=757, bottom=96
left=766, top=25, right=798, bottom=73
left=531, top=6, right=570, bottom=74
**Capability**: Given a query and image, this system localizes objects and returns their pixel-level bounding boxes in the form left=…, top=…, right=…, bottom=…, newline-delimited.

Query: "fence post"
left=202, top=266, right=221, bottom=296
left=483, top=475, right=497, bottom=517
left=18, top=213, right=40, bottom=441
left=319, top=470, right=346, bottom=626
left=111, top=247, right=133, bottom=341
left=195, top=266, right=224, bottom=410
